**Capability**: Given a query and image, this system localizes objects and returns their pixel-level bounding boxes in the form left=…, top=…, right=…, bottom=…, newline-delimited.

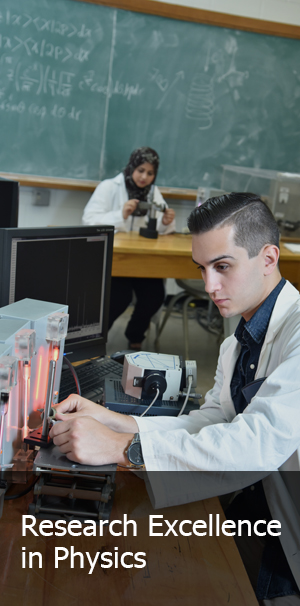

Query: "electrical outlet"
left=279, top=187, right=289, bottom=204
left=33, top=189, right=50, bottom=206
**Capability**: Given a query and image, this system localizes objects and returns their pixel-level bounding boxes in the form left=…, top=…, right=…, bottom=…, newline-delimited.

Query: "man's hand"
left=53, top=394, right=103, bottom=420
left=162, top=208, right=175, bottom=225
left=53, top=394, right=139, bottom=434
left=123, top=199, right=139, bottom=220
left=49, top=415, right=134, bottom=466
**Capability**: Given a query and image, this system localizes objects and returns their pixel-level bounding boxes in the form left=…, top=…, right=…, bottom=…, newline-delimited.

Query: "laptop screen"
left=0, top=225, right=114, bottom=361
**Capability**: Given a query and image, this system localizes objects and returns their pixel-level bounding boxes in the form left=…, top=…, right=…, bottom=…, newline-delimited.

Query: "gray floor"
left=107, top=304, right=221, bottom=398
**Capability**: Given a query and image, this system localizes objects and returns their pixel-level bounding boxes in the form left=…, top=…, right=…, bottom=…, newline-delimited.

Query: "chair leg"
left=153, top=312, right=161, bottom=353
left=154, top=292, right=187, bottom=350
left=207, top=299, right=214, bottom=322
left=182, top=295, right=195, bottom=360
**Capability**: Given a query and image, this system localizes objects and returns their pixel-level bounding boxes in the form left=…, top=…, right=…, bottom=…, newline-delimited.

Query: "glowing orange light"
left=7, top=392, right=11, bottom=429
left=35, top=353, right=43, bottom=403
left=53, top=347, right=60, bottom=362
left=23, top=372, right=30, bottom=440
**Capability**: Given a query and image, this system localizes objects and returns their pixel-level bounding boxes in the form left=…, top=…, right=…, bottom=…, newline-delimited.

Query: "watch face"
left=128, top=442, right=143, bottom=466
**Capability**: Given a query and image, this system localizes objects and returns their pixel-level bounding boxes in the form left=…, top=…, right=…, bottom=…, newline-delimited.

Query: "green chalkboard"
left=1, top=0, right=300, bottom=188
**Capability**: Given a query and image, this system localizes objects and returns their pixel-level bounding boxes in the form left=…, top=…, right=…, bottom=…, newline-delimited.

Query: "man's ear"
left=262, top=244, right=280, bottom=275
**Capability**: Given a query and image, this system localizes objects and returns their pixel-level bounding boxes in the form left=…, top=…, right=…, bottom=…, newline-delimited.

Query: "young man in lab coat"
left=51, top=193, right=300, bottom=603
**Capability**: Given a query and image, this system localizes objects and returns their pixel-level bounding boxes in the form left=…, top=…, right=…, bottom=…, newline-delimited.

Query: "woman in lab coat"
left=82, top=147, right=175, bottom=349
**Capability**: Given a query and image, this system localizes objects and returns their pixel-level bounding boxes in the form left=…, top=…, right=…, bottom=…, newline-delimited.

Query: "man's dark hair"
left=187, top=192, right=280, bottom=258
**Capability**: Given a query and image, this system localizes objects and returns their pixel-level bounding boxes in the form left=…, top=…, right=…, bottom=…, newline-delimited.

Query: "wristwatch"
left=125, top=433, right=144, bottom=467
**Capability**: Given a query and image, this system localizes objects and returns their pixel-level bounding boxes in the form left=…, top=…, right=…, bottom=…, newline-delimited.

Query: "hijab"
left=123, top=147, right=160, bottom=202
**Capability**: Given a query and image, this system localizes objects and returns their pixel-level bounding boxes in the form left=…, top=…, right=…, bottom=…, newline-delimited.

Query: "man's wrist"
left=116, top=432, right=134, bottom=466
left=103, top=409, right=139, bottom=434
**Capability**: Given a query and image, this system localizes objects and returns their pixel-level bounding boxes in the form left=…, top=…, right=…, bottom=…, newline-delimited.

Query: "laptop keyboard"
left=58, top=357, right=123, bottom=404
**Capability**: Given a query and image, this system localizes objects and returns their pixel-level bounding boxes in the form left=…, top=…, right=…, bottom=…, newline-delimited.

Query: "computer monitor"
left=0, top=225, right=114, bottom=361
left=0, top=178, right=19, bottom=227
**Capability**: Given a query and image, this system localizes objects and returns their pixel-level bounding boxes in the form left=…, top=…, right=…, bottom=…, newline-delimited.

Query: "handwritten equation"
left=0, top=61, right=143, bottom=109
left=0, top=34, right=91, bottom=63
left=1, top=6, right=251, bottom=133
left=79, top=71, right=143, bottom=101
left=12, top=63, right=74, bottom=96
left=0, top=10, right=96, bottom=39
left=0, top=95, right=82, bottom=121
left=0, top=7, right=144, bottom=120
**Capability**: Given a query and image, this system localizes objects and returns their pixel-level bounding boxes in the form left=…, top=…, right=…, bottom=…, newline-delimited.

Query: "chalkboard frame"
left=0, top=171, right=197, bottom=200
left=77, top=0, right=300, bottom=40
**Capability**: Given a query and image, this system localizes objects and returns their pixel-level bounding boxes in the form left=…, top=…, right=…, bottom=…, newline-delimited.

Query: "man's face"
left=192, top=225, right=271, bottom=321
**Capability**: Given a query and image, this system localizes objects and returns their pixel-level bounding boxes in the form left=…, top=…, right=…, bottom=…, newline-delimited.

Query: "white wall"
left=18, top=187, right=90, bottom=228
left=150, top=0, right=300, bottom=26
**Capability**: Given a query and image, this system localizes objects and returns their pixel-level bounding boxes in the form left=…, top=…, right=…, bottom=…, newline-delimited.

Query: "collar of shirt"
left=234, top=277, right=286, bottom=346
left=230, top=277, right=286, bottom=415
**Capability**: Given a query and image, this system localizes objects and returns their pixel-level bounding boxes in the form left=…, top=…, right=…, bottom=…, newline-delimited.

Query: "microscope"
left=138, top=185, right=167, bottom=240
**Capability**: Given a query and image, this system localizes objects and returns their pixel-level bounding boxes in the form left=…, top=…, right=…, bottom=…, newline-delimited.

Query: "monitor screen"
left=0, top=179, right=19, bottom=228
left=0, top=225, right=114, bottom=361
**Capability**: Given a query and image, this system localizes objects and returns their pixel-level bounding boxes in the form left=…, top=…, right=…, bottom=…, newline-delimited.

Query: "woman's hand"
left=162, top=208, right=175, bottom=225
left=123, top=199, right=139, bottom=220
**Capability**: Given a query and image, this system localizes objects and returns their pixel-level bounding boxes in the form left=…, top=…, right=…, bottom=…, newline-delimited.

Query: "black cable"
left=4, top=476, right=38, bottom=500
left=63, top=355, right=81, bottom=396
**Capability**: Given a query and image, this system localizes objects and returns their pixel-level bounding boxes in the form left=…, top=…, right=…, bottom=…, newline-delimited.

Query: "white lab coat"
left=82, top=172, right=175, bottom=234
left=135, top=280, right=300, bottom=587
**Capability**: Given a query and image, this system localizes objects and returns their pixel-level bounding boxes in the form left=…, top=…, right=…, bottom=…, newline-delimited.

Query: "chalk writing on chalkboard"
left=0, top=0, right=300, bottom=187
